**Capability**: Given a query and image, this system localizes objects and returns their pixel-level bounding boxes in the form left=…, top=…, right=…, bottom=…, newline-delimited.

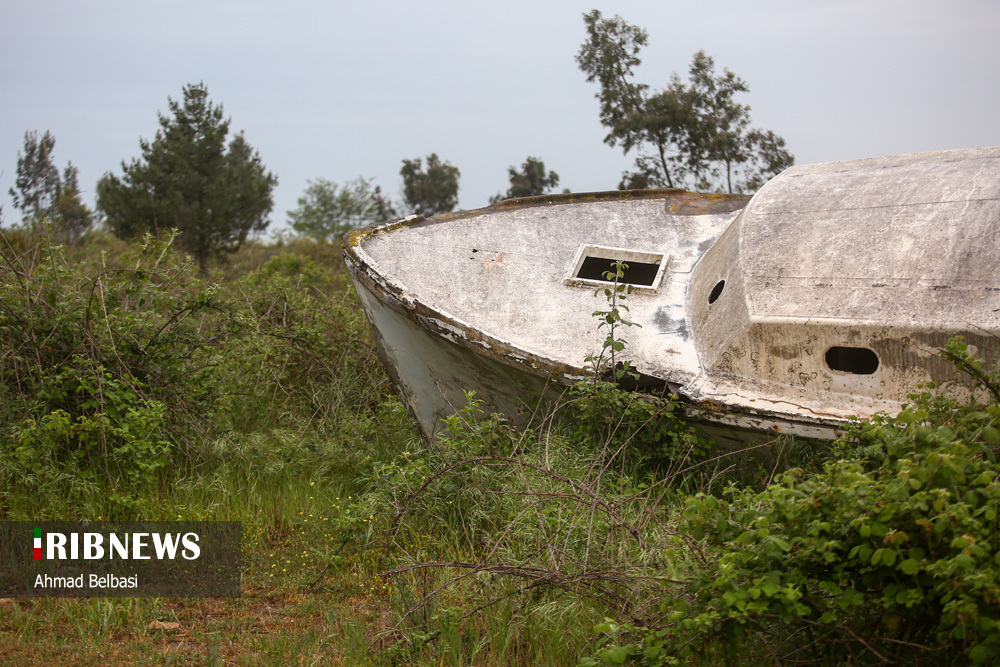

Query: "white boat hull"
left=344, top=149, right=1000, bottom=447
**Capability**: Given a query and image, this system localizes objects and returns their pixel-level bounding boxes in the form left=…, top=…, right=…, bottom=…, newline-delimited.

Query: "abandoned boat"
left=343, top=147, right=1000, bottom=446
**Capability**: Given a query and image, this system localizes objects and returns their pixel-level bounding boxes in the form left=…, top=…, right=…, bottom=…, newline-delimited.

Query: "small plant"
left=574, top=259, right=710, bottom=469
left=585, top=260, right=641, bottom=383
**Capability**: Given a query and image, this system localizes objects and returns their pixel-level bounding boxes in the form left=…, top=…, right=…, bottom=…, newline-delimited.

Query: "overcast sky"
left=2, top=0, right=998, bottom=237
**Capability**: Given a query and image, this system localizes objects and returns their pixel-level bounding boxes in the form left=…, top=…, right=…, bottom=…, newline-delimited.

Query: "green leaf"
left=969, top=643, right=996, bottom=663
left=849, top=545, right=874, bottom=563
left=601, top=646, right=630, bottom=664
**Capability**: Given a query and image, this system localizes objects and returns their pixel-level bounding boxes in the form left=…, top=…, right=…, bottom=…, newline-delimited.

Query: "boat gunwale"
left=343, top=188, right=750, bottom=248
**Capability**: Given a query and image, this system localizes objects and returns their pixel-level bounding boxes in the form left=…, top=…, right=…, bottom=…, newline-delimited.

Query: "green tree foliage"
left=96, top=83, right=277, bottom=271
left=576, top=10, right=793, bottom=193
left=287, top=177, right=397, bottom=241
left=490, top=156, right=560, bottom=203
left=8, top=130, right=93, bottom=242
left=53, top=163, right=93, bottom=243
left=9, top=130, right=59, bottom=219
left=680, top=52, right=795, bottom=193
left=400, top=153, right=460, bottom=217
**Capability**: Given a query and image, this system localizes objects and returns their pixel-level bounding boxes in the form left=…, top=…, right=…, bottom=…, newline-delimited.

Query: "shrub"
left=0, top=229, right=396, bottom=517
left=0, top=231, right=227, bottom=515
left=584, top=338, right=1000, bottom=665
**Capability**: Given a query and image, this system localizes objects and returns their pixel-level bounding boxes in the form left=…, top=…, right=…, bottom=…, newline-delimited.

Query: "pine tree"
left=97, top=83, right=277, bottom=271
left=8, top=130, right=93, bottom=242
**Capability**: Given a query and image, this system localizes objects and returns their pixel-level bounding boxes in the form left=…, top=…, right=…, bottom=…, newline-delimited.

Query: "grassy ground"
left=0, top=427, right=610, bottom=666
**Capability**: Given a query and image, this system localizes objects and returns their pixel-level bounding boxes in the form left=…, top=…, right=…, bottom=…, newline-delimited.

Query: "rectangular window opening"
left=576, top=256, right=660, bottom=286
left=565, top=245, right=668, bottom=293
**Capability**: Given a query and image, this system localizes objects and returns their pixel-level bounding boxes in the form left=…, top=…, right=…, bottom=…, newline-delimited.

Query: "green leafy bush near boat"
left=580, top=339, right=1000, bottom=666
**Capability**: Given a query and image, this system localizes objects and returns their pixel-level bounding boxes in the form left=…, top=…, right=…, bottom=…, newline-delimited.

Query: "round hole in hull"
left=708, top=280, right=726, bottom=304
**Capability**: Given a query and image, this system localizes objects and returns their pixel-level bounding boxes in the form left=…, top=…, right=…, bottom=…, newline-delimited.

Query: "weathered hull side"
left=351, top=269, right=569, bottom=437
left=352, top=266, right=845, bottom=445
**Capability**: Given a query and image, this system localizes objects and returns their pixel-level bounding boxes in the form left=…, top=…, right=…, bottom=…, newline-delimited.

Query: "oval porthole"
left=825, top=346, right=880, bottom=375
left=708, top=280, right=726, bottom=305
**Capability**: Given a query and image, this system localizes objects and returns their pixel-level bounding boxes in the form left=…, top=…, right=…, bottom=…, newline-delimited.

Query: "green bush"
left=0, top=229, right=398, bottom=518
left=584, top=339, right=1000, bottom=666
left=13, top=365, right=171, bottom=507
left=0, top=231, right=226, bottom=514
